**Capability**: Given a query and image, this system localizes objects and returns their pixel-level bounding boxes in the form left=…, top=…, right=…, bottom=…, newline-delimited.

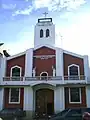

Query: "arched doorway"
left=35, top=89, right=54, bottom=115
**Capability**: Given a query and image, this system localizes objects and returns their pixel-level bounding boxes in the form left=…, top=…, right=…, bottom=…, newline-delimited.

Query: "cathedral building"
left=0, top=17, right=90, bottom=119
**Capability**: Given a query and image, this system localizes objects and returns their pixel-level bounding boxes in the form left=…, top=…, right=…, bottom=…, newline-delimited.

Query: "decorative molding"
left=34, top=44, right=56, bottom=50
left=38, top=22, right=53, bottom=26
left=68, top=64, right=80, bottom=77
left=6, top=51, right=26, bottom=60
left=33, top=55, right=55, bottom=60
left=10, top=65, right=22, bottom=77
left=63, top=50, right=84, bottom=59
left=40, top=71, right=48, bottom=80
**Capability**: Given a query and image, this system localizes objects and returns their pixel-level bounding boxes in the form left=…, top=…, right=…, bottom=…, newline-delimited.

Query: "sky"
left=0, top=0, right=90, bottom=60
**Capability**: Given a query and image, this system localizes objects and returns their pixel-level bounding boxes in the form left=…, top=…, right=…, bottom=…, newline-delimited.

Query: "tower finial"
left=43, top=12, right=48, bottom=18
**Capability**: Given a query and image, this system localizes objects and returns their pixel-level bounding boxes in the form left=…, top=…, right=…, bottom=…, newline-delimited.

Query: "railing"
left=25, top=76, right=62, bottom=81
left=3, top=75, right=86, bottom=81
left=3, top=77, right=23, bottom=81
left=64, top=75, right=86, bottom=80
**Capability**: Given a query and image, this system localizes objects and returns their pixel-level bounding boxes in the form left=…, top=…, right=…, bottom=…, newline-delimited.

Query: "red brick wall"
left=4, top=88, right=24, bottom=109
left=33, top=46, right=56, bottom=76
left=6, top=55, right=25, bottom=76
left=65, top=87, right=86, bottom=108
left=63, top=53, right=84, bottom=76
left=33, top=46, right=55, bottom=56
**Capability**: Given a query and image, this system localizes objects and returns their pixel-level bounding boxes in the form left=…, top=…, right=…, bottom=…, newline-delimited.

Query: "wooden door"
left=36, top=89, right=54, bottom=115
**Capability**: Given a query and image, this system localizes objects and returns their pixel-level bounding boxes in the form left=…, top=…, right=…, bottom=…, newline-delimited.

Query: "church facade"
left=0, top=17, right=90, bottom=118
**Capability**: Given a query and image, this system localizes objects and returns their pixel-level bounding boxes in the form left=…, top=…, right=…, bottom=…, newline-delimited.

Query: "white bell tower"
left=34, top=13, right=55, bottom=47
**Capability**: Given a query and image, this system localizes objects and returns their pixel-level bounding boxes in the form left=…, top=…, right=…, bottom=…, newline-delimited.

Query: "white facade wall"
left=0, top=88, right=4, bottom=110
left=56, top=48, right=63, bottom=78
left=23, top=85, right=65, bottom=113
left=0, top=57, right=6, bottom=81
left=25, top=48, right=33, bottom=77
left=23, top=87, right=33, bottom=111
left=0, top=56, right=6, bottom=110
left=86, top=86, right=90, bottom=107
left=34, top=23, right=55, bottom=47
left=83, top=55, right=89, bottom=82
left=0, top=56, right=2, bottom=81
left=54, top=87, right=65, bottom=113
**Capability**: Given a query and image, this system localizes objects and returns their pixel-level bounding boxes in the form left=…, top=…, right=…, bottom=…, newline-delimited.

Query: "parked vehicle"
left=49, top=108, right=90, bottom=120
left=0, top=108, right=26, bottom=120
left=83, top=112, right=90, bottom=120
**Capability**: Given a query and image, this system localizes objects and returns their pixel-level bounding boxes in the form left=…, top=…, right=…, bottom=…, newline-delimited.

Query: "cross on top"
left=43, top=12, right=48, bottom=18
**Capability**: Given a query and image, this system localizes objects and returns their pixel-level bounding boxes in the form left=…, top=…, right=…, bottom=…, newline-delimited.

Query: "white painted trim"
left=40, top=71, right=48, bottom=80
left=9, top=88, right=20, bottom=104
left=68, top=64, right=80, bottom=77
left=34, top=44, right=56, bottom=50
left=63, top=50, right=84, bottom=59
left=6, top=45, right=84, bottom=61
left=40, top=71, right=48, bottom=76
left=33, top=55, right=55, bottom=60
left=6, top=51, right=26, bottom=60
left=69, top=87, right=81, bottom=104
left=10, top=65, right=22, bottom=77
left=30, top=82, right=56, bottom=87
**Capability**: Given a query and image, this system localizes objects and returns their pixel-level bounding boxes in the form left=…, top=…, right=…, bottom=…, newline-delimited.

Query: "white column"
left=25, top=49, right=33, bottom=77
left=0, top=57, right=6, bottom=82
left=0, top=57, right=6, bottom=110
left=23, top=87, right=33, bottom=111
left=83, top=55, right=89, bottom=81
left=0, top=56, right=2, bottom=81
left=0, top=88, right=4, bottom=110
left=56, top=48, right=63, bottom=78
left=86, top=86, right=90, bottom=107
left=54, top=87, right=65, bottom=113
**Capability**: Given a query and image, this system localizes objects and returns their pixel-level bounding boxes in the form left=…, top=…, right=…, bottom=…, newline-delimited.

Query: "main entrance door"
left=35, top=89, right=54, bottom=115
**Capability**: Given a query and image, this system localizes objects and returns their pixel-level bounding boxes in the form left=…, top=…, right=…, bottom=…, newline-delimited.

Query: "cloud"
left=13, top=0, right=86, bottom=16
left=12, top=5, right=33, bottom=16
left=33, top=0, right=86, bottom=11
left=55, top=13, right=90, bottom=55
left=2, top=4, right=16, bottom=10
left=32, top=0, right=51, bottom=9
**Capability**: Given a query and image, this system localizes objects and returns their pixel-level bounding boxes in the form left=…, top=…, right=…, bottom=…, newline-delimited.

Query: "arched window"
left=40, top=29, right=43, bottom=38
left=68, top=64, right=80, bottom=80
left=46, top=29, right=49, bottom=37
left=40, top=72, right=48, bottom=80
left=10, top=66, right=21, bottom=81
